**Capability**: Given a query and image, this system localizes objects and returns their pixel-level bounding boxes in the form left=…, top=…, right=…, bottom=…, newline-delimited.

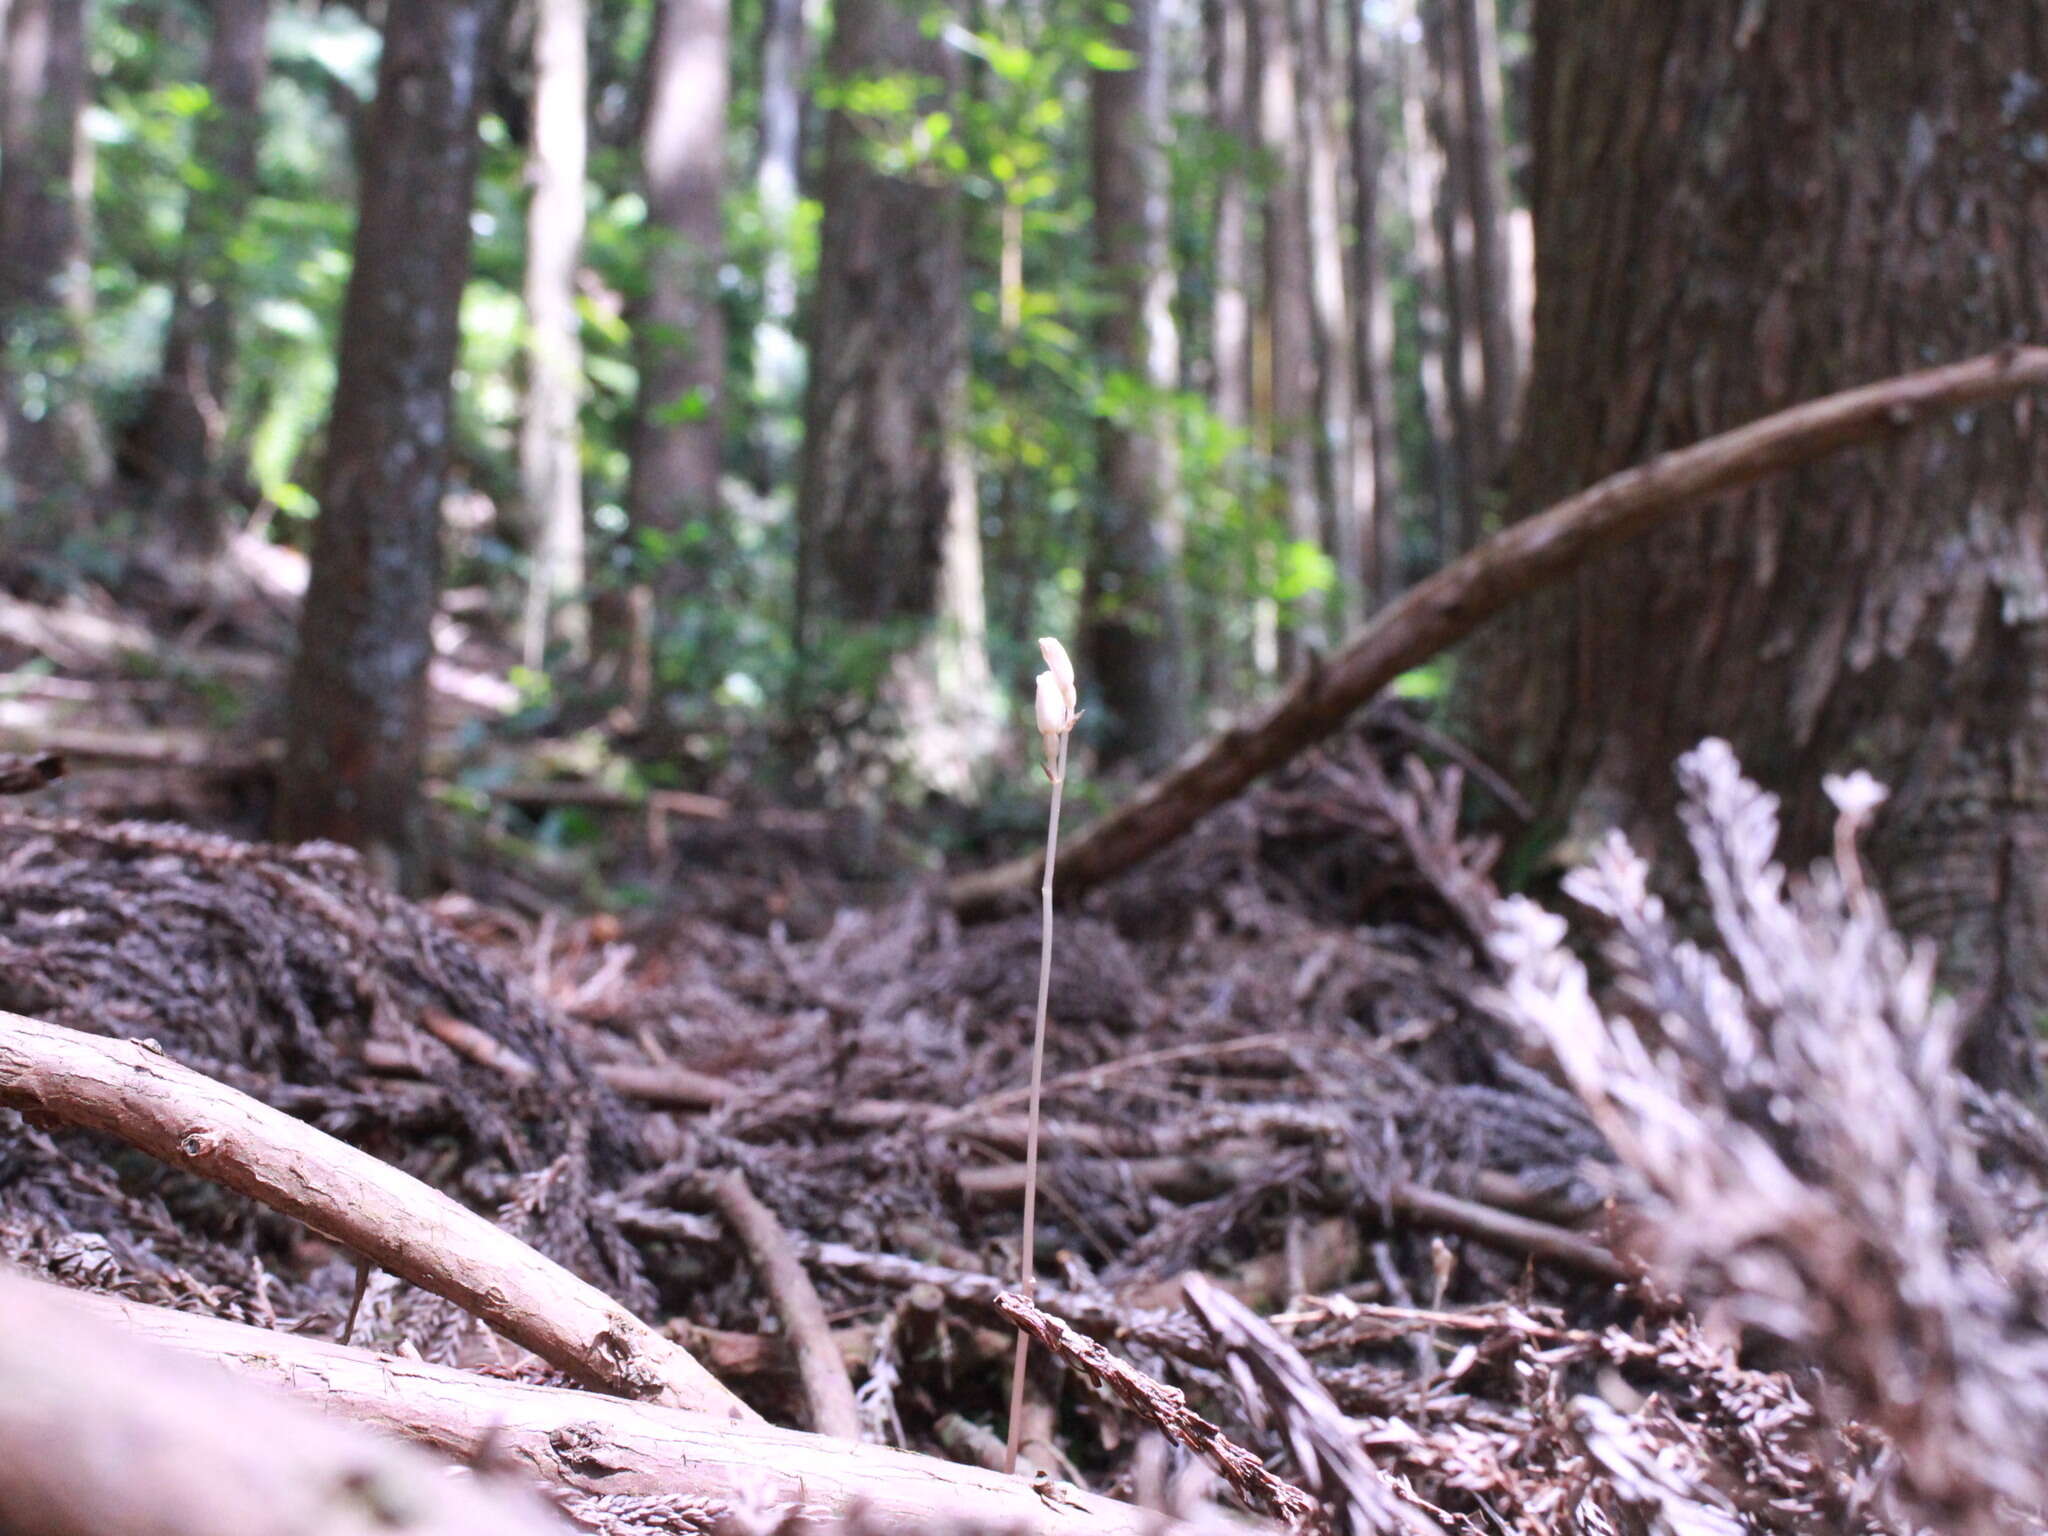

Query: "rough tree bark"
left=627, top=0, right=729, bottom=610
left=0, top=0, right=101, bottom=540
left=1472, top=0, right=2048, bottom=1080
left=519, top=0, right=591, bottom=666
left=123, top=0, right=270, bottom=565
left=1347, top=0, right=1400, bottom=599
left=275, top=0, right=503, bottom=887
left=796, top=0, right=996, bottom=791
left=1251, top=0, right=1322, bottom=660
left=1082, top=0, right=1187, bottom=766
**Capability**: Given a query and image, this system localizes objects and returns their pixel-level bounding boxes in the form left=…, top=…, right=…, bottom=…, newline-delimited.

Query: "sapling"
left=1005, top=636, right=1077, bottom=1476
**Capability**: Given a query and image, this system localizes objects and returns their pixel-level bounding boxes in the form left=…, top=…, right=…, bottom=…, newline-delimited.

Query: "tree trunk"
left=1082, top=0, right=1186, bottom=766
left=122, top=0, right=269, bottom=566
left=1290, top=0, right=1363, bottom=627
left=1418, top=0, right=1483, bottom=550
left=1347, top=0, right=1399, bottom=600
left=627, top=0, right=728, bottom=616
left=795, top=0, right=995, bottom=792
left=1474, top=0, right=2048, bottom=1080
left=1251, top=0, right=1322, bottom=661
left=1392, top=0, right=1455, bottom=564
left=1204, top=0, right=1250, bottom=441
left=1445, top=0, right=1518, bottom=478
left=753, top=0, right=804, bottom=411
left=0, top=0, right=101, bottom=541
left=519, top=0, right=590, bottom=667
left=1200, top=0, right=1253, bottom=699
left=275, top=0, right=502, bottom=888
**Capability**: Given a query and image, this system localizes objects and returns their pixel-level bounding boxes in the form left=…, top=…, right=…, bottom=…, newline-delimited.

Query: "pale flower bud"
left=1034, top=669, right=1067, bottom=744
left=1037, top=637, right=1077, bottom=717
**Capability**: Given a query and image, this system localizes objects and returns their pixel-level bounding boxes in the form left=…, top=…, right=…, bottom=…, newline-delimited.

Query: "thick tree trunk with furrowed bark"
left=276, top=0, right=503, bottom=888
left=1472, top=0, right=2048, bottom=1082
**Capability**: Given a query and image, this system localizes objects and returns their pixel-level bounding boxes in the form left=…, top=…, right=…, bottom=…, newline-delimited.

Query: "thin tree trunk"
left=123, top=0, right=269, bottom=566
left=276, top=0, right=503, bottom=887
left=1347, top=0, right=1400, bottom=600
left=0, top=0, right=101, bottom=540
left=628, top=0, right=728, bottom=623
left=1291, top=0, right=1362, bottom=628
left=1205, top=0, right=1250, bottom=436
left=1201, top=0, right=1252, bottom=699
left=753, top=0, right=804, bottom=409
left=1447, top=0, right=1519, bottom=466
left=796, top=0, right=995, bottom=791
left=1474, top=0, right=2048, bottom=1083
left=1252, top=0, right=1322, bottom=662
left=1419, top=0, right=1482, bottom=550
left=519, top=0, right=591, bottom=666
left=1083, top=0, right=1186, bottom=766
left=1394, top=0, right=1456, bottom=562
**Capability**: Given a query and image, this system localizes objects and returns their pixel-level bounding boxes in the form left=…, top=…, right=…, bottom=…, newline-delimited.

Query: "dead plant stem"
left=1006, top=728, right=1068, bottom=1475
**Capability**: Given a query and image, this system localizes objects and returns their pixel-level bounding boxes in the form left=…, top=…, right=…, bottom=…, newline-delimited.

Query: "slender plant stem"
left=1004, top=728, right=1067, bottom=1476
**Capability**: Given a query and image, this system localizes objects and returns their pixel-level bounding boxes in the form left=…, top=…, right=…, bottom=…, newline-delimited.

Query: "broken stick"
left=949, top=347, right=2048, bottom=915
left=699, top=1167, right=863, bottom=1440
left=0, top=1008, right=754, bottom=1421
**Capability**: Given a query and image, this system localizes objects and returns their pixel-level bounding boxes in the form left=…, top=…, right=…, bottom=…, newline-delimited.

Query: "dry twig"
left=995, top=1289, right=1319, bottom=1528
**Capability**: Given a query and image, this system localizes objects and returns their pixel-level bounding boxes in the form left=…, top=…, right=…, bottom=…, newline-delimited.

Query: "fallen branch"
left=948, top=347, right=2048, bottom=914
left=0, top=1268, right=572, bottom=1536
left=61, top=1283, right=1200, bottom=1536
left=995, top=1289, right=1319, bottom=1527
left=699, top=1168, right=863, bottom=1440
left=0, top=1009, right=753, bottom=1421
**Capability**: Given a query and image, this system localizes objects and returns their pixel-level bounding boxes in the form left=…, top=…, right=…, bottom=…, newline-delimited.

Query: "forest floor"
left=0, top=554, right=1880, bottom=1536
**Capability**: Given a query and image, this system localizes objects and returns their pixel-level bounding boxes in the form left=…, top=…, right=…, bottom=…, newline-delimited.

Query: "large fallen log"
left=0, top=1008, right=752, bottom=1421
left=56, top=1283, right=1208, bottom=1536
left=0, top=1268, right=572, bottom=1536
left=948, top=347, right=2048, bottom=915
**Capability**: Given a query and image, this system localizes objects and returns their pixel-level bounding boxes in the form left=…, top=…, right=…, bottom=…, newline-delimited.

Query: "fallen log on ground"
left=0, top=1267, right=572, bottom=1536
left=56, top=1282, right=1211, bottom=1536
left=948, top=347, right=2048, bottom=916
left=0, top=1008, right=752, bottom=1421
